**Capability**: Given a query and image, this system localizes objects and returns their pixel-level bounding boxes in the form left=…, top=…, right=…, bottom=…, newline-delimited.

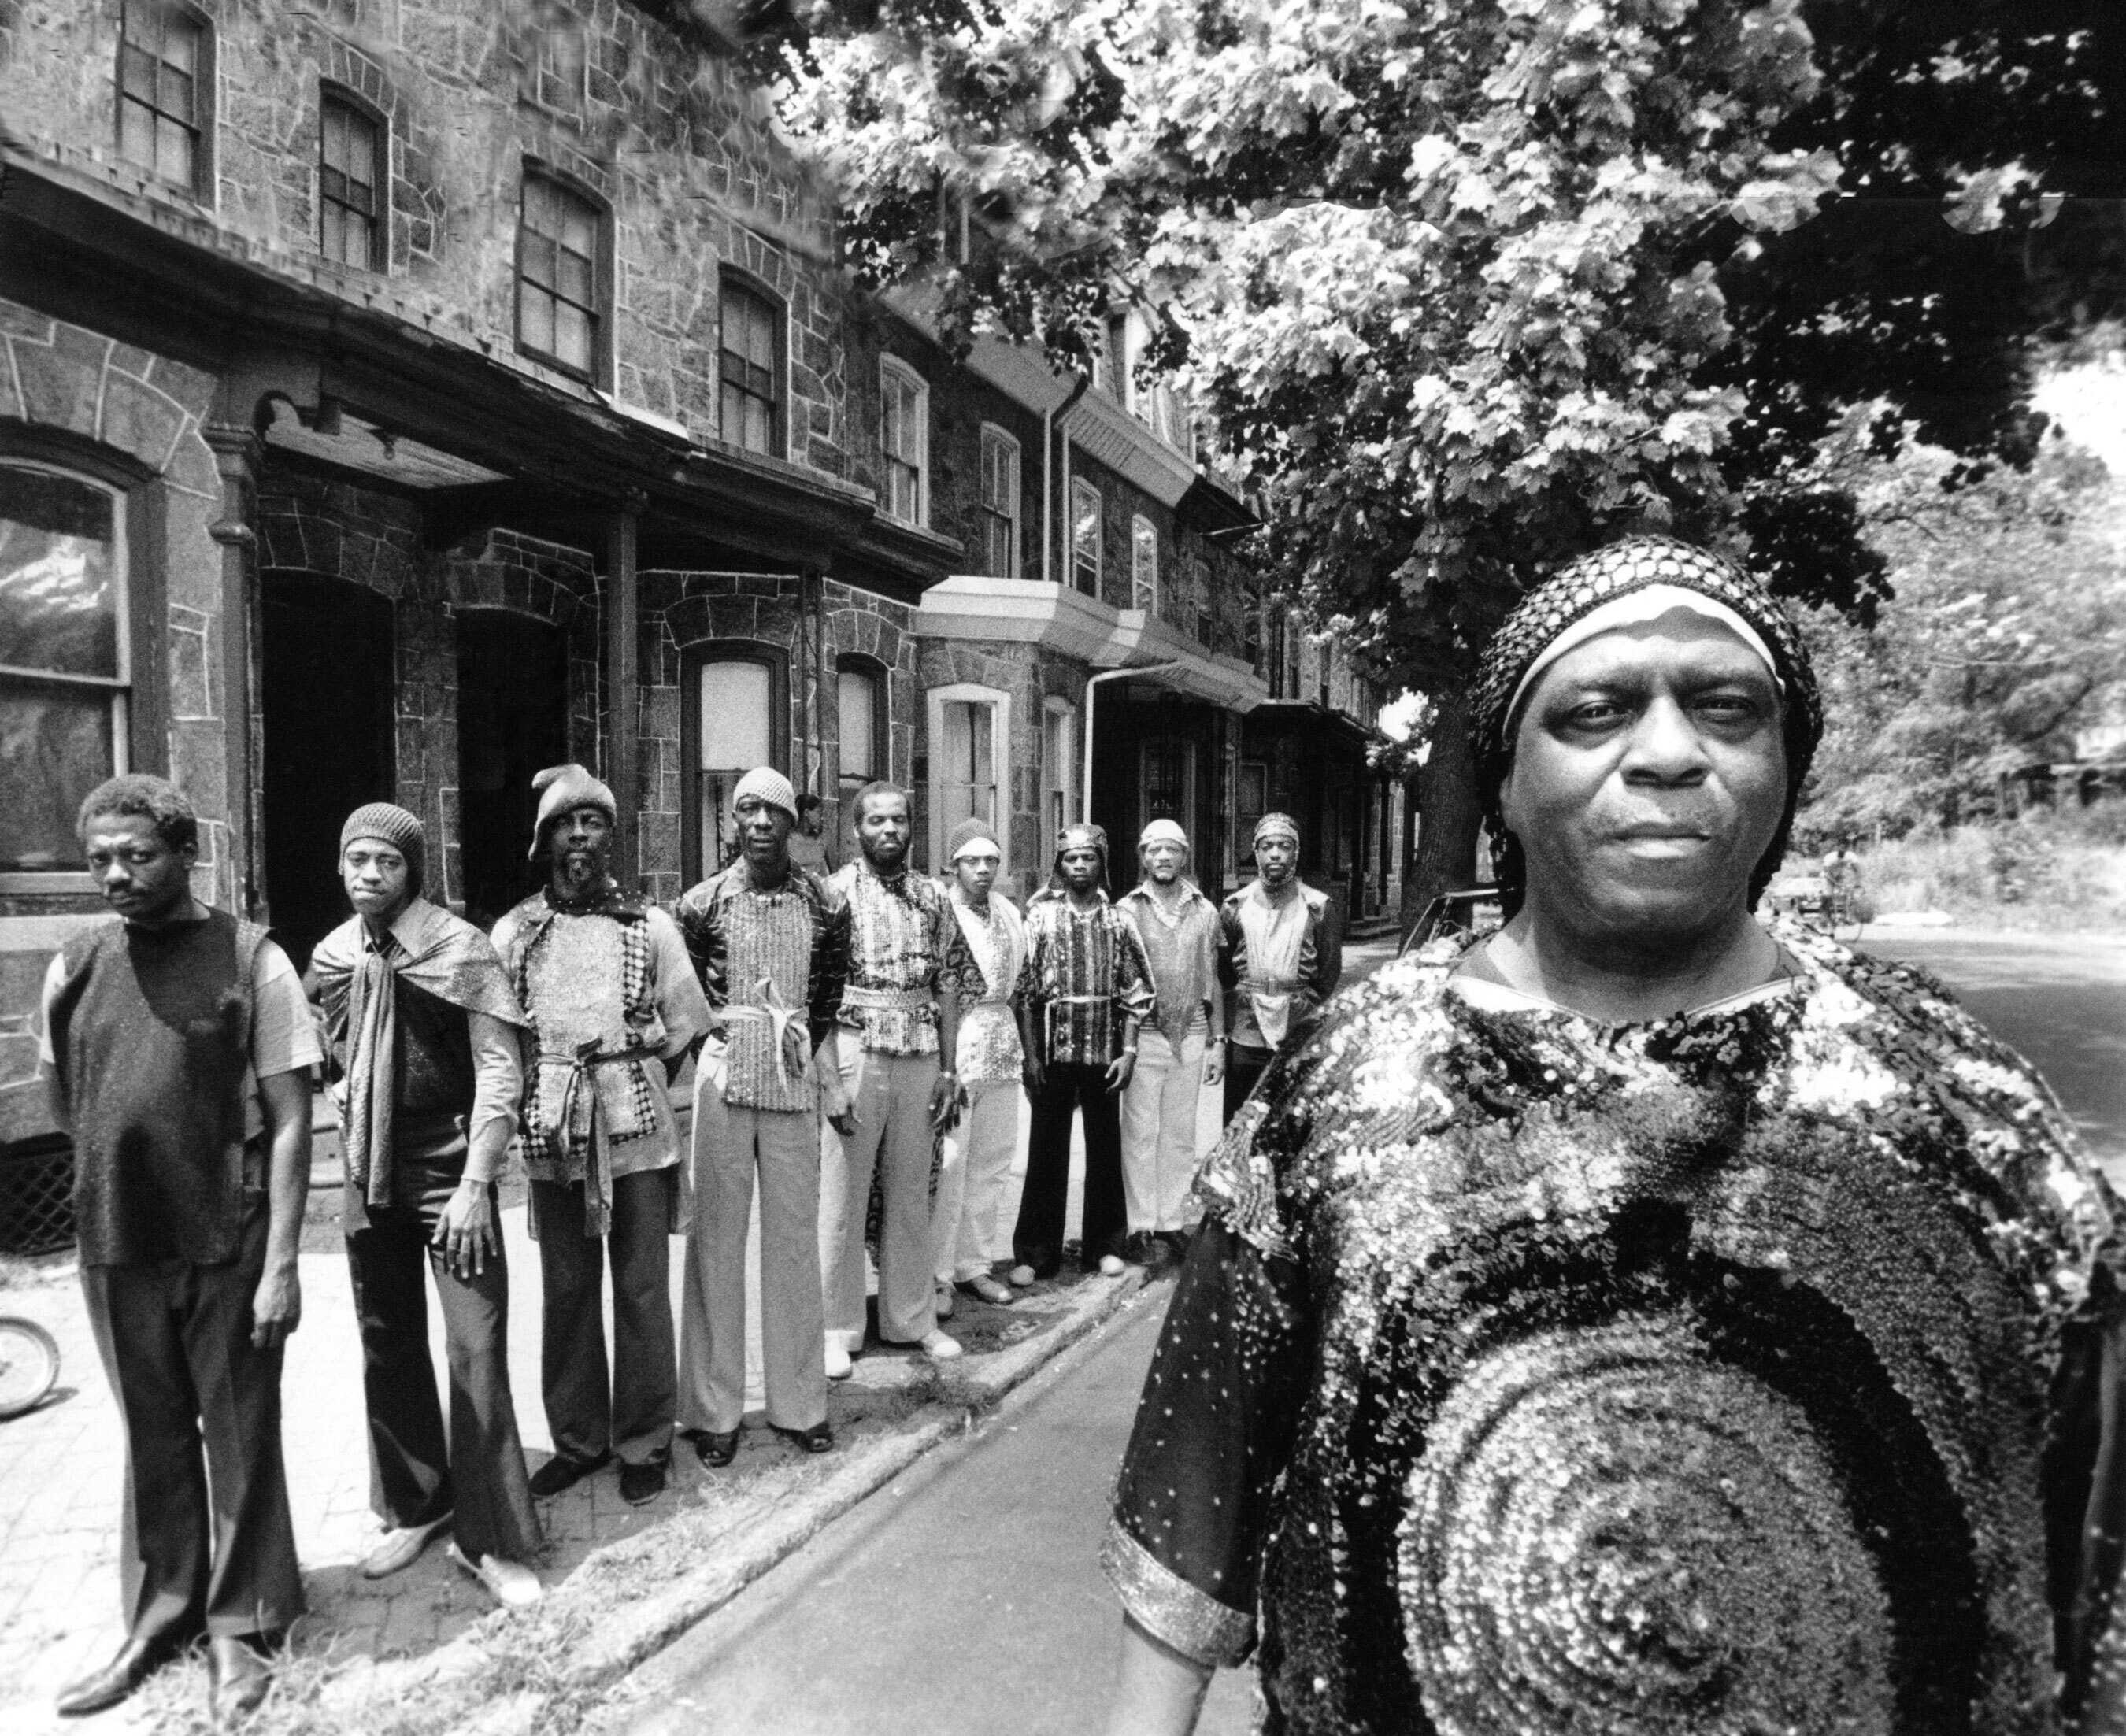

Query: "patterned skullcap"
left=1139, top=818, right=1189, bottom=851
left=732, top=765, right=798, bottom=823
left=1050, top=821, right=1110, bottom=890
left=340, top=801, right=425, bottom=895
left=1469, top=535, right=1823, bottom=914
left=1254, top=812, right=1300, bottom=849
left=948, top=816, right=1002, bottom=861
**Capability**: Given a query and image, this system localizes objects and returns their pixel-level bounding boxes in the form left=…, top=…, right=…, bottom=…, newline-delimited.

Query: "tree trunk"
left=1399, top=684, right=1484, bottom=931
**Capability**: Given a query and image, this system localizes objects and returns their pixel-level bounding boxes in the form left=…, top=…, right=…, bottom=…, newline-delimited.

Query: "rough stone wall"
left=635, top=572, right=917, bottom=902
left=0, top=296, right=227, bottom=1146
left=0, top=0, right=847, bottom=465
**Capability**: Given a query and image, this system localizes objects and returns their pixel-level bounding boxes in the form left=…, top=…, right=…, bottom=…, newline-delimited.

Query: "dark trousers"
left=530, top=1168, right=676, bottom=1467
left=1013, top=1061, right=1126, bottom=1275
left=1223, top=1043, right=1275, bottom=1123
left=345, top=1138, right=540, bottom=1564
left=79, top=1194, right=305, bottom=1645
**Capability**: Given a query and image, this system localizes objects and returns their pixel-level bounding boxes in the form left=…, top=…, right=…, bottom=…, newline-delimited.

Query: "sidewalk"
left=0, top=935, right=1400, bottom=1732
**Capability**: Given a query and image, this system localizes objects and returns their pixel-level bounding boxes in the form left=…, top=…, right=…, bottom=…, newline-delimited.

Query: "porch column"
left=604, top=498, right=642, bottom=890
left=203, top=422, right=261, bottom=917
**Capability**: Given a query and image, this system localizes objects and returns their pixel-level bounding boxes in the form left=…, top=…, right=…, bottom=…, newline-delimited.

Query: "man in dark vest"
left=38, top=775, right=318, bottom=1719
left=309, top=804, right=543, bottom=1606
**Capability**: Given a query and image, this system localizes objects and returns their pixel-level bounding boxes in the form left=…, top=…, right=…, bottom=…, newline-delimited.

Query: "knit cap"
left=948, top=816, right=1002, bottom=861
left=1139, top=818, right=1189, bottom=851
left=732, top=765, right=799, bottom=823
left=529, top=764, right=617, bottom=861
left=341, top=802, right=425, bottom=894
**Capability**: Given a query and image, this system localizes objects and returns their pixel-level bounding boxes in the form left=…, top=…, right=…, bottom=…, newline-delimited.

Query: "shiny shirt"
left=828, top=862, right=972, bottom=1057
left=946, top=886, right=1031, bottom=1084
left=1024, top=890, right=1156, bottom=1068
left=1217, top=879, right=1341, bottom=1053
left=1117, top=881, right=1222, bottom=1049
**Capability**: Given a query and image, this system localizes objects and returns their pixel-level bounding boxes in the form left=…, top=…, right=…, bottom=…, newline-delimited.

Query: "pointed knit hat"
left=528, top=764, right=618, bottom=861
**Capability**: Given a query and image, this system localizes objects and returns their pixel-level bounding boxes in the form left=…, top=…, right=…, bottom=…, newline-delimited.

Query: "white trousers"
left=1120, top=1024, right=1206, bottom=1234
left=819, top=1033, right=940, bottom=1347
left=930, top=1077, right=1022, bottom=1284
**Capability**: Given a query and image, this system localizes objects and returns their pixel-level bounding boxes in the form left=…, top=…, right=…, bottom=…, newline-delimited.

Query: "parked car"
left=1399, top=886, right=1504, bottom=956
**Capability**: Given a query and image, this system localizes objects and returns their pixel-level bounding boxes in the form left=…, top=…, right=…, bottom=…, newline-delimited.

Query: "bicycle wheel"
left=0, top=1315, right=60, bottom=1420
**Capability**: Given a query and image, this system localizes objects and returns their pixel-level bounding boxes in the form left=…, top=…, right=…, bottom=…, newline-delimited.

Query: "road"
left=619, top=928, right=2123, bottom=1736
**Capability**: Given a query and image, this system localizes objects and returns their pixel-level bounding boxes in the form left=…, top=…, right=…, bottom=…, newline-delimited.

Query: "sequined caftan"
left=1106, top=929, right=2126, bottom=1735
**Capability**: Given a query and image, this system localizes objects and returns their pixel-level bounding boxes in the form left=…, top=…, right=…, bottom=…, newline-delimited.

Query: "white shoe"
left=361, top=1512, right=452, bottom=1579
left=934, top=1282, right=956, bottom=1320
left=919, top=1328, right=964, bottom=1362
left=1098, top=1254, right=1126, bottom=1278
left=824, top=1334, right=852, bottom=1380
left=1007, top=1264, right=1038, bottom=1288
left=446, top=1542, right=543, bottom=1609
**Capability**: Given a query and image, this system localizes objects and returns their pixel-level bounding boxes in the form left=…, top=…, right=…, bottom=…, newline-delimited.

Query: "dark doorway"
left=260, top=571, right=396, bottom=973
left=457, top=609, right=569, bottom=929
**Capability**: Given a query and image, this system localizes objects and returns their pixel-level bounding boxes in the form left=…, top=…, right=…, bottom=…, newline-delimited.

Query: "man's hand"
left=250, top=1261, right=301, bottom=1351
left=929, top=1070, right=963, bottom=1134
left=1203, top=1041, right=1225, bottom=1085
left=434, top=1181, right=498, bottom=1279
left=1106, top=1052, right=1135, bottom=1094
left=1021, top=1055, right=1046, bottom=1097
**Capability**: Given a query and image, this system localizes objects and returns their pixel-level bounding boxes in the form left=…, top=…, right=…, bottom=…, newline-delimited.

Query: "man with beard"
left=1217, top=814, right=1341, bottom=1120
left=1010, top=823, right=1156, bottom=1286
left=928, top=817, right=1038, bottom=1316
left=39, top=775, right=316, bottom=1719
left=491, top=764, right=710, bottom=1505
left=674, top=768, right=851, bottom=1464
left=1115, top=820, right=1224, bottom=1266
left=309, top=805, right=543, bottom=1606
left=820, top=783, right=969, bottom=1375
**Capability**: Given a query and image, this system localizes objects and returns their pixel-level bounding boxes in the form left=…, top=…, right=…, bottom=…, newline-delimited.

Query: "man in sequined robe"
left=673, top=767, right=850, bottom=1463
left=491, top=764, right=710, bottom=1507
left=1103, top=537, right=2126, bottom=1736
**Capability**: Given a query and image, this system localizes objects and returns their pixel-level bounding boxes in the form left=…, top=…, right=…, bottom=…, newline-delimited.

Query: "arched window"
left=682, top=642, right=787, bottom=881
left=880, top=357, right=929, bottom=525
left=319, top=83, right=386, bottom=271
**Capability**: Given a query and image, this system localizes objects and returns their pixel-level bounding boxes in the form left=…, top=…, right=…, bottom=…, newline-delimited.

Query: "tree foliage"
left=761, top=0, right=2124, bottom=906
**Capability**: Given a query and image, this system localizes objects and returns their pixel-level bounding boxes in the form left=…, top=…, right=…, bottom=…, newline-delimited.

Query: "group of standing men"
left=35, top=761, right=1339, bottom=1720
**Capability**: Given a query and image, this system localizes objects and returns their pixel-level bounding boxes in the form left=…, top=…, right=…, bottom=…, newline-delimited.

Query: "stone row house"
left=0, top=0, right=1402, bottom=1207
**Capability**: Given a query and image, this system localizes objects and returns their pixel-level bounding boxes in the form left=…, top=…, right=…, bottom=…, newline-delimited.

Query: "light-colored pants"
left=680, top=1098, right=825, bottom=1434
left=931, top=1077, right=1022, bottom=1284
left=820, top=1034, right=940, bottom=1346
left=1120, top=1025, right=1206, bottom=1234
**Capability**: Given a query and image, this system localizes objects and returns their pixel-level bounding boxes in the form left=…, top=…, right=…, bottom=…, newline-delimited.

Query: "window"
left=518, top=168, right=606, bottom=380
left=319, top=87, right=383, bottom=270
left=1041, top=699, right=1076, bottom=842
left=835, top=656, right=886, bottom=842
left=117, top=2, right=209, bottom=195
left=1236, top=761, right=1268, bottom=853
left=880, top=358, right=928, bottom=525
left=1131, top=516, right=1158, bottom=613
left=979, top=426, right=1020, bottom=578
left=720, top=279, right=783, bottom=457
left=0, top=464, right=129, bottom=874
left=683, top=646, right=785, bottom=880
left=1070, top=479, right=1102, bottom=596
left=1141, top=737, right=1194, bottom=835
left=535, top=22, right=587, bottom=110
left=1318, top=638, right=1333, bottom=702
left=928, top=683, right=1011, bottom=875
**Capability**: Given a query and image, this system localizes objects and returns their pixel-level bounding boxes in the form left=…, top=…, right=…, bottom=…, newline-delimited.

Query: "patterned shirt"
left=1117, top=881, right=1222, bottom=1049
left=946, top=885, right=1032, bottom=1084
left=1218, top=879, right=1342, bottom=1053
left=673, top=862, right=850, bottom=1113
left=828, top=861, right=972, bottom=1056
left=1024, top=889, right=1157, bottom=1068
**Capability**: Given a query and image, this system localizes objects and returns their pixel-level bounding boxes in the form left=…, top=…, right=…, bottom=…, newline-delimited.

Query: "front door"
left=259, top=571, right=395, bottom=973
left=457, top=609, right=569, bottom=928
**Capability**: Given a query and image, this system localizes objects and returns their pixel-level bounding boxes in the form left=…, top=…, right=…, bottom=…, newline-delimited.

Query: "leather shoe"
left=56, top=1633, right=182, bottom=1717
left=772, top=1420, right=834, bottom=1453
left=209, top=1634, right=273, bottom=1722
left=957, top=1273, right=1015, bottom=1306
left=361, top=1511, right=453, bottom=1579
left=618, top=1458, right=667, bottom=1505
left=528, top=1450, right=611, bottom=1499
left=693, top=1428, right=739, bottom=1468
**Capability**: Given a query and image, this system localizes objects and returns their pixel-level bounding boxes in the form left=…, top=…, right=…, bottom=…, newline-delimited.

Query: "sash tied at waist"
left=545, top=1035, right=654, bottom=1236
left=720, top=977, right=807, bottom=1079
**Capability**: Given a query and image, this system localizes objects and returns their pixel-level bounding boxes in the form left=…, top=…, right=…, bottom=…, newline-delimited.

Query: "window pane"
left=164, top=16, right=199, bottom=75
left=554, top=300, right=592, bottom=372
left=157, top=64, right=193, bottom=124
left=0, top=468, right=120, bottom=679
left=938, top=701, right=994, bottom=834
left=156, top=114, right=192, bottom=185
left=1072, top=483, right=1101, bottom=590
left=838, top=670, right=877, bottom=779
left=520, top=285, right=554, bottom=357
left=700, top=660, right=772, bottom=770
left=0, top=680, right=115, bottom=872
left=1132, top=519, right=1157, bottom=609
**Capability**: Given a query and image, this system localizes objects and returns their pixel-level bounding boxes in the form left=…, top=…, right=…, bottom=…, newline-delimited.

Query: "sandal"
left=772, top=1421, right=835, bottom=1454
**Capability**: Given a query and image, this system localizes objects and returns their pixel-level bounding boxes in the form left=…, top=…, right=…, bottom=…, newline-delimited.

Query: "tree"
left=763, top=0, right=2124, bottom=914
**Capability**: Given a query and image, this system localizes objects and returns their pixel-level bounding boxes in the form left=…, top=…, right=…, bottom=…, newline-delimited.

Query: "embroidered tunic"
left=1106, top=928, right=2126, bottom=1734
left=946, top=886, right=1030, bottom=1084
left=1218, top=879, right=1339, bottom=1053
left=674, top=863, right=849, bottom=1113
left=1024, top=890, right=1157, bottom=1067
left=829, top=864, right=970, bottom=1057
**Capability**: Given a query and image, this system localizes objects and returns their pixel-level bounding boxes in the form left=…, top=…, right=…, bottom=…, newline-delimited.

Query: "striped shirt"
left=1117, top=881, right=1221, bottom=1049
left=1024, top=889, right=1157, bottom=1068
left=829, top=862, right=974, bottom=1056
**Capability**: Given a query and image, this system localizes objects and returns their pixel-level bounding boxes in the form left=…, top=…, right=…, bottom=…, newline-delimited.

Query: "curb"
left=316, top=1264, right=1150, bottom=1725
